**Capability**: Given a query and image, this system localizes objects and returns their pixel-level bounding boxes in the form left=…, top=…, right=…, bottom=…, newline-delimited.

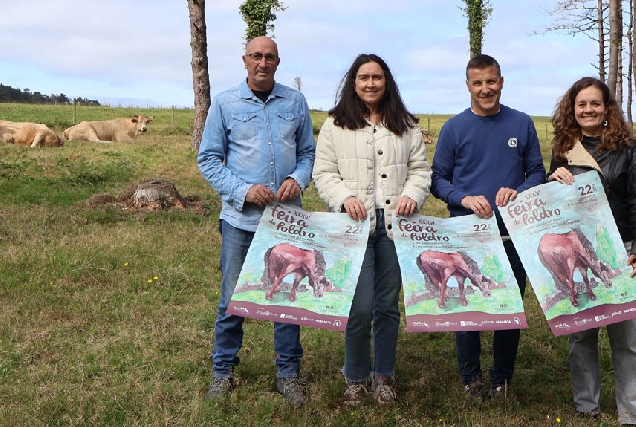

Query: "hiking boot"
left=343, top=381, right=369, bottom=406
left=575, top=409, right=601, bottom=420
left=488, top=384, right=516, bottom=402
left=276, top=377, right=306, bottom=406
left=372, top=376, right=397, bottom=405
left=463, top=378, right=484, bottom=404
left=205, top=376, right=234, bottom=400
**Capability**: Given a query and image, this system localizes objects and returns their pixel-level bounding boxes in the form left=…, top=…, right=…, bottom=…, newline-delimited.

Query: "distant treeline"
left=0, top=83, right=100, bottom=106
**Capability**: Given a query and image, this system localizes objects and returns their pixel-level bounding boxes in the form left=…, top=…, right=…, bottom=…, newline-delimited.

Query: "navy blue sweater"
left=431, top=105, right=546, bottom=235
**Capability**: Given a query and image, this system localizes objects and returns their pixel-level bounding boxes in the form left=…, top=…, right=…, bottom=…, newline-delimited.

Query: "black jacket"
left=548, top=135, right=636, bottom=254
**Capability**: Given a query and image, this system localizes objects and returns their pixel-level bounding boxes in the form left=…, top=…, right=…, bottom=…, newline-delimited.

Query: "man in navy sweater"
left=431, top=54, right=545, bottom=403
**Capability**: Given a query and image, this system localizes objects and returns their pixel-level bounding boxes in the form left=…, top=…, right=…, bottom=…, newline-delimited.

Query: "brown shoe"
left=372, top=375, right=397, bottom=405
left=343, top=381, right=369, bottom=406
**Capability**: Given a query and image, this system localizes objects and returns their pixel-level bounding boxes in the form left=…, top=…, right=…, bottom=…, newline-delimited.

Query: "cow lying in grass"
left=0, top=120, right=63, bottom=147
left=63, top=114, right=154, bottom=142
left=420, top=128, right=433, bottom=144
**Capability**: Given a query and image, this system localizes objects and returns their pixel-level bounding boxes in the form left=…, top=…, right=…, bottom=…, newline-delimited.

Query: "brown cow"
left=416, top=250, right=495, bottom=308
left=538, top=228, right=620, bottom=307
left=261, top=243, right=333, bottom=302
left=420, top=128, right=433, bottom=144
left=63, top=114, right=153, bottom=142
left=0, top=120, right=63, bottom=147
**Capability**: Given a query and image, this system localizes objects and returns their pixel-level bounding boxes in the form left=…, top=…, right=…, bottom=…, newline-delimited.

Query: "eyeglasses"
left=245, top=53, right=279, bottom=63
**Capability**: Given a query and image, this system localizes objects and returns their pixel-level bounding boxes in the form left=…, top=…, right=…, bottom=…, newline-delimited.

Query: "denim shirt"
left=198, top=80, right=316, bottom=232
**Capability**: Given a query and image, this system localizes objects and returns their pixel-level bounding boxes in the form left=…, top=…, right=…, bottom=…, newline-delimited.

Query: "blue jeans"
left=211, top=220, right=303, bottom=379
left=455, top=239, right=527, bottom=387
left=344, top=210, right=401, bottom=382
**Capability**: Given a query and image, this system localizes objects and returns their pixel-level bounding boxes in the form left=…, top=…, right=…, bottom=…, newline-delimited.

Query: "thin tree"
left=598, top=0, right=607, bottom=81
left=239, top=0, right=286, bottom=41
left=188, top=0, right=210, bottom=151
left=293, top=77, right=302, bottom=92
left=627, top=0, right=633, bottom=125
left=608, top=0, right=622, bottom=100
left=460, top=0, right=493, bottom=57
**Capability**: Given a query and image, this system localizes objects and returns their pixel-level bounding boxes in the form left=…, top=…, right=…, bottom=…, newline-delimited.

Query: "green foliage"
left=325, top=257, right=352, bottom=289
left=481, top=251, right=507, bottom=283
left=460, top=0, right=493, bottom=57
left=596, top=224, right=623, bottom=268
left=239, top=0, right=286, bottom=42
left=0, top=83, right=72, bottom=105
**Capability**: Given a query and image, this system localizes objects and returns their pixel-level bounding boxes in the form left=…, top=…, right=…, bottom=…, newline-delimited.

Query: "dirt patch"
left=86, top=178, right=215, bottom=216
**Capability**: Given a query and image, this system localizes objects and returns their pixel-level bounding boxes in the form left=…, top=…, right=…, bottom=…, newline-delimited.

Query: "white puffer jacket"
left=312, top=117, right=432, bottom=239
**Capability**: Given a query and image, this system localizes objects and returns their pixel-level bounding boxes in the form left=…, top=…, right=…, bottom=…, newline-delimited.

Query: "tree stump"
left=126, top=180, right=185, bottom=211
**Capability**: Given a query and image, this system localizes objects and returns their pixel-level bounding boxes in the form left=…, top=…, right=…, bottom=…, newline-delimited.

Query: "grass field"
left=0, top=103, right=623, bottom=426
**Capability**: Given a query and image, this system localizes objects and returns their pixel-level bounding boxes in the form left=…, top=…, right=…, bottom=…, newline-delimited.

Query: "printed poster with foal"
left=499, top=171, right=636, bottom=336
left=392, top=214, right=528, bottom=333
left=227, top=203, right=369, bottom=331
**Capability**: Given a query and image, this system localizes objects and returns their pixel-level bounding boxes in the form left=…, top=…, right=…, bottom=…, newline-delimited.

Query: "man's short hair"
left=466, top=54, right=501, bottom=79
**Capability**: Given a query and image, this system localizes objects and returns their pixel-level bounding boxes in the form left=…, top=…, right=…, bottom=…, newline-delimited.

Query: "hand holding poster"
left=227, top=203, right=369, bottom=331
left=392, top=213, right=527, bottom=332
left=499, top=171, right=636, bottom=336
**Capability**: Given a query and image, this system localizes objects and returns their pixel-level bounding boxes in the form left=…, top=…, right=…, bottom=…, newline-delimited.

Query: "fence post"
left=72, top=99, right=77, bottom=125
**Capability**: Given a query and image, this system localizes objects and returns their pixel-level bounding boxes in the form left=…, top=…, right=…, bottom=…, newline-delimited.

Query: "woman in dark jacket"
left=549, top=76, right=636, bottom=425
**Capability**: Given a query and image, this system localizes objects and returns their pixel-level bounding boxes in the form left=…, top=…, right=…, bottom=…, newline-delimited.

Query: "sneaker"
left=488, top=384, right=516, bottom=402
left=343, top=381, right=369, bottom=406
left=205, top=376, right=233, bottom=400
left=276, top=377, right=306, bottom=406
left=372, top=376, right=397, bottom=405
left=463, top=378, right=484, bottom=404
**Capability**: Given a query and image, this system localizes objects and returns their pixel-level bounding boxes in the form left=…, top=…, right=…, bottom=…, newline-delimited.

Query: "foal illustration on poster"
left=499, top=171, right=636, bottom=336
left=227, top=203, right=369, bottom=331
left=393, top=214, right=527, bottom=332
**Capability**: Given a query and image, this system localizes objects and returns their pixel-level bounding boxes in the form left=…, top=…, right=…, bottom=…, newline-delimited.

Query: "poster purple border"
left=227, top=203, right=369, bottom=331
left=392, top=214, right=528, bottom=332
left=499, top=171, right=636, bottom=336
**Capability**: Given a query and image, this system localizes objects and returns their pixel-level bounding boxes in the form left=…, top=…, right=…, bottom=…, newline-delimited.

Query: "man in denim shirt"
left=198, top=36, right=315, bottom=406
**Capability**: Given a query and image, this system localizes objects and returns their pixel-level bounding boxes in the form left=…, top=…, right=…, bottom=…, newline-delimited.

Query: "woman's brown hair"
left=551, top=77, right=632, bottom=162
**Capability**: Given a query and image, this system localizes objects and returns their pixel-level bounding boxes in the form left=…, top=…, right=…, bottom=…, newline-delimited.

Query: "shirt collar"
left=239, top=79, right=283, bottom=101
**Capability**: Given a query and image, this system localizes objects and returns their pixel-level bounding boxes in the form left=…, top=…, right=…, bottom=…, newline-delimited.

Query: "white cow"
left=0, top=120, right=63, bottom=147
left=63, top=114, right=154, bottom=142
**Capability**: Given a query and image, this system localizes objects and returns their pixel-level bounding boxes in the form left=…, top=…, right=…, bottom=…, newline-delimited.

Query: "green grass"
left=0, top=103, right=624, bottom=426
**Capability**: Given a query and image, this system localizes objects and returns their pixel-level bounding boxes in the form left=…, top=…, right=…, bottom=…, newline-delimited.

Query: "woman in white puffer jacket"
left=313, top=53, right=431, bottom=406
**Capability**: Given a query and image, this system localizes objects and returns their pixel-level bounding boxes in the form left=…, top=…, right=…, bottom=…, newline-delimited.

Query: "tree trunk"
left=127, top=180, right=185, bottom=211
left=628, top=0, right=634, bottom=127
left=188, top=0, right=211, bottom=152
left=608, top=0, right=622, bottom=98
left=463, top=0, right=492, bottom=58
left=599, top=0, right=606, bottom=81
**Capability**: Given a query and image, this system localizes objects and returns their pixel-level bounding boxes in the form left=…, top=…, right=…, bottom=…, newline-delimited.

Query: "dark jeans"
left=455, top=239, right=527, bottom=388
left=344, top=210, right=401, bottom=382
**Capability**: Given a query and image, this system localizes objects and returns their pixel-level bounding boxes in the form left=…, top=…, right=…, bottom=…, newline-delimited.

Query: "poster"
left=499, top=171, right=636, bottom=336
left=392, top=213, right=528, bottom=332
left=227, top=203, right=369, bottom=331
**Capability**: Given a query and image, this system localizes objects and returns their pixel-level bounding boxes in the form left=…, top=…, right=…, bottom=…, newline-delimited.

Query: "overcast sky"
left=0, top=0, right=599, bottom=116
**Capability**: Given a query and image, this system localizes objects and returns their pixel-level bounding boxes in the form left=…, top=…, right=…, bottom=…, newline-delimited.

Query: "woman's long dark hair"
left=329, top=53, right=418, bottom=136
left=551, top=76, right=632, bottom=162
